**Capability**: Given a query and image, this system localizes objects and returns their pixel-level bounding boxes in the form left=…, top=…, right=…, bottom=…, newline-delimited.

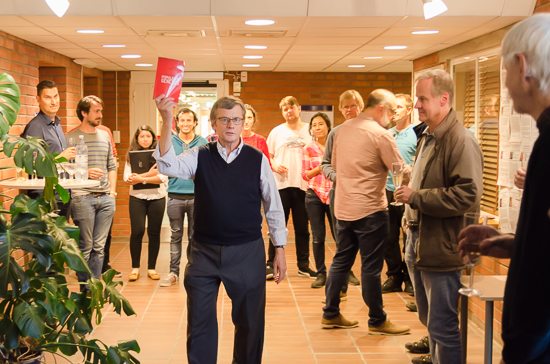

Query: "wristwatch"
left=142, top=177, right=147, bottom=185
left=275, top=245, right=285, bottom=250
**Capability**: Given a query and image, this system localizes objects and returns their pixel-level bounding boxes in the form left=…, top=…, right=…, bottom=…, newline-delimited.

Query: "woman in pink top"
left=302, top=112, right=334, bottom=289
left=242, top=104, right=271, bottom=167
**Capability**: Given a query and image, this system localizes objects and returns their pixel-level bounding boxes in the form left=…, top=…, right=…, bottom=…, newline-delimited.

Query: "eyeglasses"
left=342, top=104, right=359, bottom=111
left=217, top=117, right=244, bottom=125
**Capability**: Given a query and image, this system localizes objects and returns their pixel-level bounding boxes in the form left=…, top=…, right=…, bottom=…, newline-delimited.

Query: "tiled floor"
left=46, top=238, right=502, bottom=363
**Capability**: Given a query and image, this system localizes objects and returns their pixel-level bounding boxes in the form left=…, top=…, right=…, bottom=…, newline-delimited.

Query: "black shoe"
left=266, top=265, right=274, bottom=280
left=406, top=301, right=417, bottom=312
left=404, top=280, right=414, bottom=295
left=311, top=274, right=326, bottom=288
left=406, top=336, right=430, bottom=354
left=348, top=271, right=360, bottom=286
left=411, top=354, right=432, bottom=364
left=381, top=276, right=403, bottom=293
left=298, top=267, right=317, bottom=279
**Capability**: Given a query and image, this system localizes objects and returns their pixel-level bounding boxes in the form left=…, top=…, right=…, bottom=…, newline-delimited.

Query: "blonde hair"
left=395, top=94, right=413, bottom=109
left=279, top=96, right=300, bottom=109
left=339, top=90, right=364, bottom=111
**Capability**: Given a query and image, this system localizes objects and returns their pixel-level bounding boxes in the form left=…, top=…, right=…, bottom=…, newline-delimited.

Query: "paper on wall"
left=510, top=114, right=521, bottom=143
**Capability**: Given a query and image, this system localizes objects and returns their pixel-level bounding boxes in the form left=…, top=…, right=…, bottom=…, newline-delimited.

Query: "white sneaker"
left=160, top=272, right=179, bottom=287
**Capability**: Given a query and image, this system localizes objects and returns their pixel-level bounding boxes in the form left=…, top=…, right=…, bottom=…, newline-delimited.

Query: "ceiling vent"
left=220, top=29, right=287, bottom=38
left=146, top=30, right=206, bottom=37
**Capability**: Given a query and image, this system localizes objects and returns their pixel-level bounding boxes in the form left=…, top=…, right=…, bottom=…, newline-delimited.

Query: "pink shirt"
left=333, top=113, right=404, bottom=221
left=302, top=141, right=332, bottom=204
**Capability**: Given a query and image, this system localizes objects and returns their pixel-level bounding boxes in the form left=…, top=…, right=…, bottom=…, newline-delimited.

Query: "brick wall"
left=238, top=72, right=412, bottom=138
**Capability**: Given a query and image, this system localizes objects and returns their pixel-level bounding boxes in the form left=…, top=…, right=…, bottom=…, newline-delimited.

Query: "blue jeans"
left=71, top=194, right=116, bottom=288
left=167, top=197, right=194, bottom=276
left=406, top=230, right=463, bottom=364
left=323, top=210, right=388, bottom=327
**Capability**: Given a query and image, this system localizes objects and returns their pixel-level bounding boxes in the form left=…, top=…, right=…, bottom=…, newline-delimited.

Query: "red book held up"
left=153, top=57, right=185, bottom=102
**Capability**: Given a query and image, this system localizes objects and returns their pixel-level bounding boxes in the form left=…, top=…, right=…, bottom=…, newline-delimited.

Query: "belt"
left=407, top=222, right=419, bottom=232
left=90, top=192, right=107, bottom=197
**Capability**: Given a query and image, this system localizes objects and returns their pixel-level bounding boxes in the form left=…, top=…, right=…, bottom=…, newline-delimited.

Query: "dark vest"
left=193, top=142, right=263, bottom=245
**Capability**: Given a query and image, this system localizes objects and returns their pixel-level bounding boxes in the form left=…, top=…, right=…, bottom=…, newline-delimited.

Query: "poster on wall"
left=497, top=61, right=537, bottom=233
left=300, top=105, right=334, bottom=128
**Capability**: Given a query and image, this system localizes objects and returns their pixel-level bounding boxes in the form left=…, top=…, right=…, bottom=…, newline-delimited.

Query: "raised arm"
left=155, top=95, right=177, bottom=157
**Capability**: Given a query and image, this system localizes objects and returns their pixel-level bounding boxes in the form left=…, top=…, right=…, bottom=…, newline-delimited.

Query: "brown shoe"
left=147, top=271, right=161, bottom=280
left=128, top=272, right=140, bottom=281
left=369, top=319, right=410, bottom=335
left=321, top=314, right=359, bottom=329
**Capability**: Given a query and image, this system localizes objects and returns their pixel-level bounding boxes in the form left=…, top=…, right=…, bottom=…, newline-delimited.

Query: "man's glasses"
left=342, top=104, right=359, bottom=111
left=217, top=117, right=244, bottom=125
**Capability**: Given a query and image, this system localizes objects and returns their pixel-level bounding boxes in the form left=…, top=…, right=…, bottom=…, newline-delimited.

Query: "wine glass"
left=458, top=212, right=483, bottom=297
left=30, top=151, right=38, bottom=184
left=15, top=166, right=28, bottom=182
left=76, top=164, right=87, bottom=183
left=56, top=163, right=65, bottom=183
left=390, top=162, right=404, bottom=206
left=65, top=163, right=76, bottom=184
left=67, top=138, right=75, bottom=163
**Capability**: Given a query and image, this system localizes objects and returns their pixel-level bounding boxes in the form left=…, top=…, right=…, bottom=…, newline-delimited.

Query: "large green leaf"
left=13, top=302, right=46, bottom=339
left=0, top=73, right=21, bottom=132
left=58, top=332, right=79, bottom=356
left=104, top=276, right=136, bottom=317
left=0, top=317, right=20, bottom=350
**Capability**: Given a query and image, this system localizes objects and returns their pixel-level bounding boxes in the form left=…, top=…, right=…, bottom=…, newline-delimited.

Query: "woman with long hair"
left=302, top=112, right=335, bottom=289
left=124, top=125, right=168, bottom=281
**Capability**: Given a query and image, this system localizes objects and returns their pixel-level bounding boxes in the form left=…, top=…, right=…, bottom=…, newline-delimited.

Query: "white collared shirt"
left=153, top=139, right=288, bottom=246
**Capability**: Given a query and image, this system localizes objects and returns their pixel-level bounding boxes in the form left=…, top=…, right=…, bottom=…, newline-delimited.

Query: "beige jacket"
left=409, top=109, right=484, bottom=272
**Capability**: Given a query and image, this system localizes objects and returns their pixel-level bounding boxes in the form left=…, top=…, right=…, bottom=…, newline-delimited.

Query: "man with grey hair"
left=459, top=13, right=550, bottom=364
left=154, top=95, right=287, bottom=364
left=395, top=69, right=483, bottom=364
left=321, top=89, right=410, bottom=336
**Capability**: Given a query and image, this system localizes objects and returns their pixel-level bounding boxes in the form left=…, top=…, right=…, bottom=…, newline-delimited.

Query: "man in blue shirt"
left=160, top=108, right=207, bottom=287
left=22, top=80, right=75, bottom=217
left=382, top=94, right=417, bottom=295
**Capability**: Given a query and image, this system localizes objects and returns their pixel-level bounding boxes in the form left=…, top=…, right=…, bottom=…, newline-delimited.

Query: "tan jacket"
left=409, top=109, right=484, bottom=272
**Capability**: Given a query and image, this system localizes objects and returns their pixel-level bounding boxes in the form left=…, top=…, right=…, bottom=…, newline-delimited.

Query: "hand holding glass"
left=459, top=212, right=483, bottom=297
left=391, top=162, right=404, bottom=206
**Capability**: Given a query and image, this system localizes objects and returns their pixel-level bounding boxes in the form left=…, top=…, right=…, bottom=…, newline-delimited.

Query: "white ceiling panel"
left=0, top=26, right=53, bottom=36
left=0, top=16, right=34, bottom=26
left=306, top=16, right=404, bottom=28
left=393, top=16, right=498, bottom=28
left=113, top=0, right=211, bottom=16
left=308, top=0, right=408, bottom=17
left=211, top=0, right=308, bottom=16
left=21, top=16, right=125, bottom=27
left=502, top=0, right=536, bottom=16
left=298, top=27, right=385, bottom=38
left=293, top=37, right=372, bottom=46
left=119, top=16, right=214, bottom=29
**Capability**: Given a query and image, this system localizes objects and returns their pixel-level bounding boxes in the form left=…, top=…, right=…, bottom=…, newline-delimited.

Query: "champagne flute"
left=56, top=163, right=65, bottom=183
left=67, top=138, right=75, bottom=163
left=65, top=163, right=76, bottom=184
left=458, top=212, right=483, bottom=297
left=390, top=162, right=404, bottom=206
left=30, top=151, right=38, bottom=184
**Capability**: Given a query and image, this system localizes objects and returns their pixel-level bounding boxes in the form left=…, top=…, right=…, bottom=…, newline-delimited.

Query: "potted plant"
left=0, top=73, right=140, bottom=363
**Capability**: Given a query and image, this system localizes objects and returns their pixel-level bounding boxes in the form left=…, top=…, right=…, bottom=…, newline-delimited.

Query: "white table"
left=0, top=179, right=100, bottom=189
left=460, top=275, right=507, bottom=364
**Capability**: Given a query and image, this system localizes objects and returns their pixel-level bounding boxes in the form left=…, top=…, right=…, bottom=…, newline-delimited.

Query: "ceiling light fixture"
left=103, top=44, right=125, bottom=48
left=348, top=65, right=365, bottom=68
left=245, top=19, right=275, bottom=26
left=77, top=29, right=104, bottom=34
left=411, top=30, right=439, bottom=35
left=242, top=64, right=260, bottom=67
left=245, top=45, right=267, bottom=50
left=243, top=55, right=263, bottom=59
left=363, top=56, right=382, bottom=59
left=384, top=45, right=407, bottom=50
left=45, top=0, right=70, bottom=17
left=422, top=0, right=448, bottom=20
left=121, top=54, right=141, bottom=59
left=135, top=63, right=153, bottom=67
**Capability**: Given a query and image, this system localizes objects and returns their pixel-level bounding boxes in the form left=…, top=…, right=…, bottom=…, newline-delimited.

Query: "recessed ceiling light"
left=243, top=64, right=260, bottom=68
left=411, top=30, right=439, bottom=35
left=245, top=45, right=267, bottom=50
left=245, top=19, right=275, bottom=26
left=384, top=45, right=407, bottom=50
left=77, top=29, right=104, bottom=34
left=348, top=65, right=365, bottom=68
left=363, top=56, right=382, bottom=59
left=103, top=44, right=126, bottom=48
left=243, top=55, right=263, bottom=59
left=135, top=63, right=153, bottom=67
left=121, top=54, right=141, bottom=59
left=464, top=57, right=471, bottom=60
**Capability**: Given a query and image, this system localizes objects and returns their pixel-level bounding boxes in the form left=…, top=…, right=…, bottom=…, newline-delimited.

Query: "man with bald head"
left=321, top=89, right=410, bottom=336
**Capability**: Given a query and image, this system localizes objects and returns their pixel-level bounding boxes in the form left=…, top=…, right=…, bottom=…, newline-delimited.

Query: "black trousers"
left=305, top=189, right=334, bottom=276
left=185, top=238, right=266, bottom=364
left=384, top=189, right=410, bottom=283
left=323, top=211, right=389, bottom=327
left=267, top=187, right=310, bottom=270
left=129, top=196, right=166, bottom=269
left=102, top=221, right=113, bottom=272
